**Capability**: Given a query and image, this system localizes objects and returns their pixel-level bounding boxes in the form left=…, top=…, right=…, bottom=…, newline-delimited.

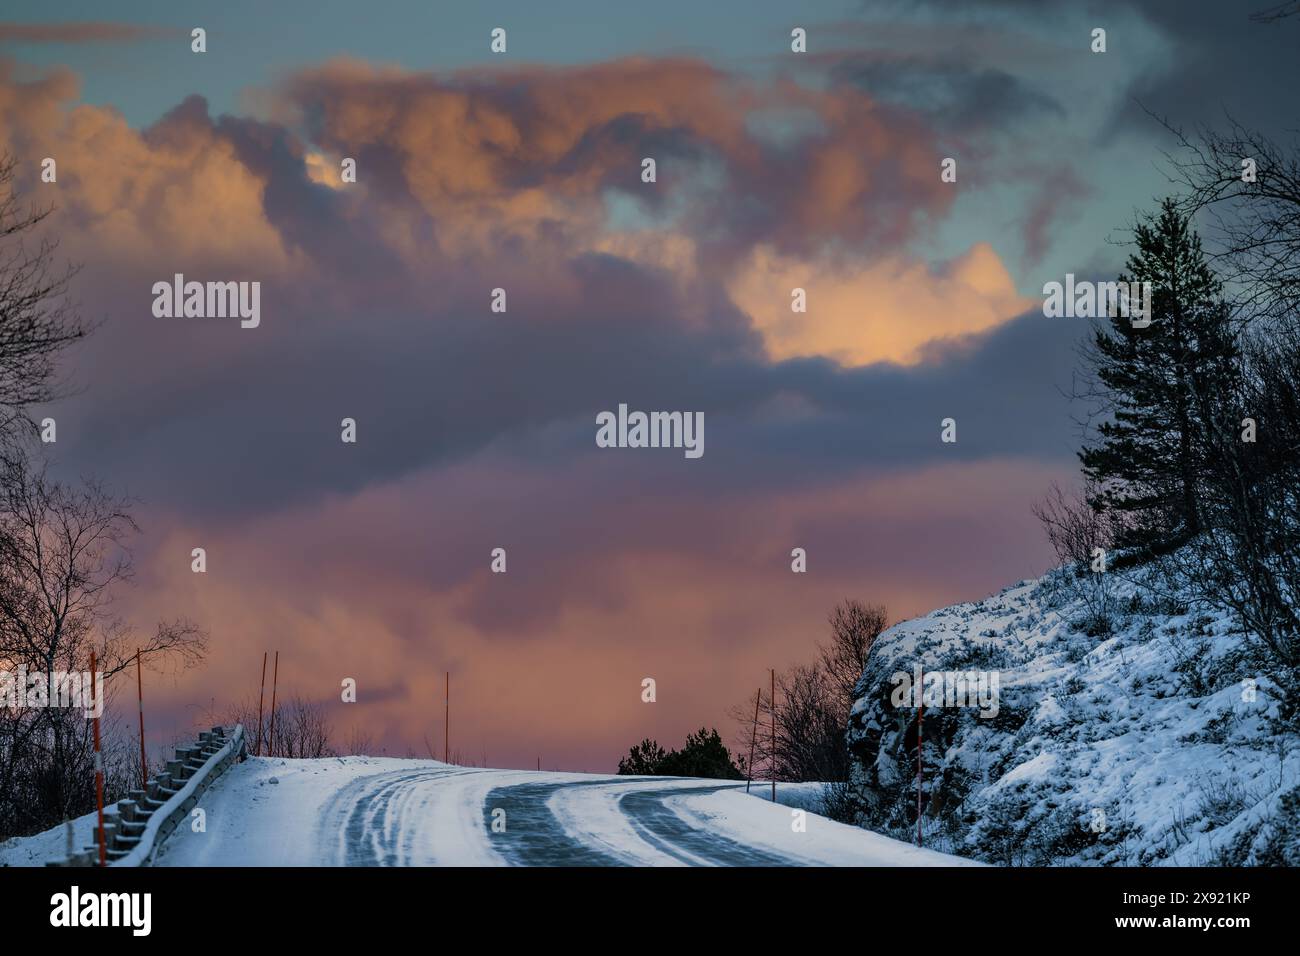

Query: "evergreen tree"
left=657, top=728, right=744, bottom=779
left=617, top=738, right=667, bottom=775
left=616, top=728, right=743, bottom=779
left=1079, top=198, right=1239, bottom=552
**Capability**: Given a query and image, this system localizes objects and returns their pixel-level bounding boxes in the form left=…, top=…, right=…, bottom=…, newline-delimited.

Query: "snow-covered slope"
left=1, top=755, right=978, bottom=867
left=845, top=562, right=1300, bottom=865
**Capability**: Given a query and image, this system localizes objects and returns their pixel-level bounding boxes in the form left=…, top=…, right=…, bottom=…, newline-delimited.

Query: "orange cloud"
left=0, top=64, right=293, bottom=269
left=729, top=241, right=1034, bottom=366
left=281, top=57, right=952, bottom=261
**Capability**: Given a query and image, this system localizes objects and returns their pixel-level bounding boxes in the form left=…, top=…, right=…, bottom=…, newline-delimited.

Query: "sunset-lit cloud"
left=0, top=24, right=1113, bottom=767
left=0, top=65, right=293, bottom=267
left=729, top=241, right=1034, bottom=366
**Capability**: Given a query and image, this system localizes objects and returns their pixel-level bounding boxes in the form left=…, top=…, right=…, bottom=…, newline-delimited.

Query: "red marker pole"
left=444, top=671, right=450, bottom=764
left=770, top=669, right=777, bottom=803
left=267, top=651, right=279, bottom=759
left=917, top=664, right=924, bottom=848
left=256, top=652, right=267, bottom=757
left=136, top=649, right=148, bottom=790
left=91, top=650, right=105, bottom=866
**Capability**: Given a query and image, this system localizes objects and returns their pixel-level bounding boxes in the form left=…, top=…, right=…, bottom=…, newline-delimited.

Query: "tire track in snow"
left=617, top=787, right=796, bottom=866
left=483, top=778, right=797, bottom=866
left=319, top=767, right=477, bottom=865
left=482, top=780, right=628, bottom=866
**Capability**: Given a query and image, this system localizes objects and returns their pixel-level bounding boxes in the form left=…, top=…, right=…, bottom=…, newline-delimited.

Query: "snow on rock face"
left=844, top=562, right=1300, bottom=865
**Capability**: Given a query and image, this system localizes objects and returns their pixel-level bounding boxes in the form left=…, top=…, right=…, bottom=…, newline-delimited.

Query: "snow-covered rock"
left=844, top=560, right=1300, bottom=865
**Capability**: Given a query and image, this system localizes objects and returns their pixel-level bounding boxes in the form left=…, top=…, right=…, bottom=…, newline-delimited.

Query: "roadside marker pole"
left=267, top=651, right=279, bottom=759
left=770, top=668, right=776, bottom=803
left=444, top=671, right=450, bottom=764
left=917, top=664, right=924, bottom=848
left=745, top=687, right=760, bottom=794
left=256, top=651, right=267, bottom=757
left=91, top=650, right=105, bottom=866
left=136, top=649, right=148, bottom=790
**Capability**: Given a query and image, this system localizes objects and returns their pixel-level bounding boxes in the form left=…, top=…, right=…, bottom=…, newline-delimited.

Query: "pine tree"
left=616, top=729, right=743, bottom=778
left=617, top=738, right=666, bottom=775
left=1079, top=198, right=1239, bottom=552
left=657, top=728, right=744, bottom=779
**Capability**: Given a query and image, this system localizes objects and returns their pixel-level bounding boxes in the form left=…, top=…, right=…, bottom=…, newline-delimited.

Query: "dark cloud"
left=911, top=0, right=1300, bottom=141
left=828, top=55, right=1064, bottom=132
left=1108, top=3, right=1300, bottom=142
left=51, top=247, right=1082, bottom=525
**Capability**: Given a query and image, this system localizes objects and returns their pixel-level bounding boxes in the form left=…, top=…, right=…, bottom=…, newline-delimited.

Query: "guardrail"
left=47, top=724, right=246, bottom=867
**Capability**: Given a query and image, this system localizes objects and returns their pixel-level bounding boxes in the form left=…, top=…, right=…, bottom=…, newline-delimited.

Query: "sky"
left=1, top=0, right=1296, bottom=770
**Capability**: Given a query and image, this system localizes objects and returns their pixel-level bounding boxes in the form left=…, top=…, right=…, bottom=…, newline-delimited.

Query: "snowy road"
left=148, top=756, right=976, bottom=867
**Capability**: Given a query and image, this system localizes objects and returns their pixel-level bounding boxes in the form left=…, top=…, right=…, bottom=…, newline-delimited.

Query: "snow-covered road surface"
left=147, top=756, right=976, bottom=867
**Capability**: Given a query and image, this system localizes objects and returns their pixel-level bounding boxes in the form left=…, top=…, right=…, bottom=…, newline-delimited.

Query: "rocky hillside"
left=844, top=560, right=1300, bottom=865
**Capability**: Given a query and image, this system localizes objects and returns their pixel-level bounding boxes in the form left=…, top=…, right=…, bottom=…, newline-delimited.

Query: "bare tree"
left=771, top=664, right=849, bottom=782
left=732, top=600, right=890, bottom=783
left=1169, top=336, right=1300, bottom=687
left=1032, top=480, right=1130, bottom=634
left=1032, top=480, right=1118, bottom=572
left=1159, top=116, right=1300, bottom=329
left=0, top=452, right=207, bottom=839
left=278, top=696, right=335, bottom=758
left=0, top=153, right=86, bottom=447
left=819, top=600, right=888, bottom=707
left=216, top=693, right=335, bottom=759
left=343, top=725, right=374, bottom=757
left=0, top=451, right=206, bottom=680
